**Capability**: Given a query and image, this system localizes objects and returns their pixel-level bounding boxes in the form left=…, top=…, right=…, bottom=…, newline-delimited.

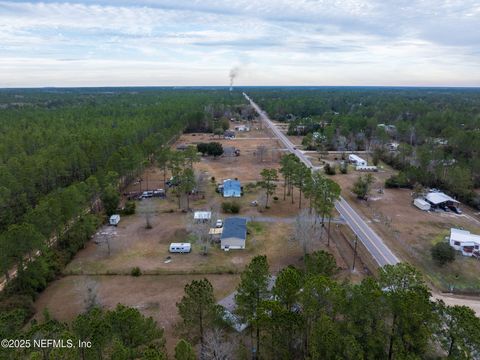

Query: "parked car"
left=216, top=219, right=223, bottom=228
left=448, top=205, right=462, bottom=214
left=140, top=191, right=154, bottom=199
left=153, top=189, right=165, bottom=198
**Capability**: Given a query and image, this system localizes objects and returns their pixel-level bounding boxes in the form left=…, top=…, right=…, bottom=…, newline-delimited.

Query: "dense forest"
left=0, top=88, right=243, bottom=348
left=4, top=255, right=480, bottom=359
left=245, top=87, right=480, bottom=207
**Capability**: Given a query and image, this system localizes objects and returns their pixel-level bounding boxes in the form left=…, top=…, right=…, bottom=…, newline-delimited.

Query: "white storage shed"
left=414, top=198, right=431, bottom=211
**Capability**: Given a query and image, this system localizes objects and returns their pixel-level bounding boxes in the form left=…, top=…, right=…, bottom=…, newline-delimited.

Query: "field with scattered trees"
left=1, top=87, right=480, bottom=359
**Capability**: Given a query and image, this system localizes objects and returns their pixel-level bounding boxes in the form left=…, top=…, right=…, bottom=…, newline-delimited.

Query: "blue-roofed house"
left=223, top=179, right=242, bottom=198
left=221, top=217, right=247, bottom=250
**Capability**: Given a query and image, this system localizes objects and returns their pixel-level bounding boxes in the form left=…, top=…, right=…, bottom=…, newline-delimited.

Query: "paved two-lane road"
left=244, top=92, right=399, bottom=267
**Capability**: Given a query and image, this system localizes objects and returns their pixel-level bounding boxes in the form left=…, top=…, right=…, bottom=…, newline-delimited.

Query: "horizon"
left=2, top=85, right=480, bottom=90
left=1, top=1, right=479, bottom=87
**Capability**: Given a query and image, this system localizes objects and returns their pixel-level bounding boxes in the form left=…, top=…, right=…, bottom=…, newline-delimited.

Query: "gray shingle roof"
left=221, top=217, right=247, bottom=240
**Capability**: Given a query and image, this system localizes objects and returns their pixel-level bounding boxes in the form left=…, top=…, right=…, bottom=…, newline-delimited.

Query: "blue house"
left=223, top=179, right=242, bottom=198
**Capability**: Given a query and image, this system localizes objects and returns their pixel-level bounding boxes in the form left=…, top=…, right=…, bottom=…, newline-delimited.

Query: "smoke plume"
left=229, top=66, right=240, bottom=91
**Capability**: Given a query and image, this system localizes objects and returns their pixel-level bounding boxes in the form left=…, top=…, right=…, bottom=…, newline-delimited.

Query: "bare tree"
left=195, top=170, right=208, bottom=196
left=291, top=209, right=321, bottom=258
left=187, top=210, right=217, bottom=255
left=139, top=198, right=155, bottom=229
left=256, top=145, right=268, bottom=163
left=204, top=328, right=234, bottom=360
left=82, top=278, right=100, bottom=311
left=96, top=228, right=116, bottom=257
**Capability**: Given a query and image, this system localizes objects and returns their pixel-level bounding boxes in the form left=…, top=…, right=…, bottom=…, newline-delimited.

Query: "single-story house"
left=221, top=217, right=247, bottom=250
left=234, top=125, right=250, bottom=132
left=194, top=211, right=211, bottom=223
left=217, top=275, right=276, bottom=332
left=348, top=154, right=367, bottom=166
left=449, top=228, right=480, bottom=256
left=223, top=179, right=242, bottom=198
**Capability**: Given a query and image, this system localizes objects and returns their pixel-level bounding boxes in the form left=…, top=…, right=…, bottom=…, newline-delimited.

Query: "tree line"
left=176, top=255, right=480, bottom=359
left=0, top=89, right=244, bottom=348
left=3, top=254, right=480, bottom=359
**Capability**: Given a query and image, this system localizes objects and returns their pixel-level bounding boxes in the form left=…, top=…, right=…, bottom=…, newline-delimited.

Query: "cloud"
left=0, top=0, right=478, bottom=86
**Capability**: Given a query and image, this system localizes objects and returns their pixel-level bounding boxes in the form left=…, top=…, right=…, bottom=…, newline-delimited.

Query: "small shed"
left=221, top=217, right=247, bottom=250
left=223, top=179, right=242, bottom=198
left=194, top=211, right=211, bottom=223
left=176, top=144, right=188, bottom=151
left=223, top=146, right=240, bottom=157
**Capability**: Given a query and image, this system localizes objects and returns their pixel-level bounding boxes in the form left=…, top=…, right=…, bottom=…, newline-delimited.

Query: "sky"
left=0, top=0, right=479, bottom=87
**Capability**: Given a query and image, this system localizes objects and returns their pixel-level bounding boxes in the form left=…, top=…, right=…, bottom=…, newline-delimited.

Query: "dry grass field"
left=33, top=125, right=360, bottom=355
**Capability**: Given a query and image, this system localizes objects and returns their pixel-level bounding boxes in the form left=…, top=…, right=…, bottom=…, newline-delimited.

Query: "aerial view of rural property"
left=1, top=1, right=480, bottom=359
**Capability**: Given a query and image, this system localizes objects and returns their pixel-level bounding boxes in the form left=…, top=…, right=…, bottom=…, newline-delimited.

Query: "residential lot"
left=33, top=125, right=359, bottom=353
left=331, top=162, right=480, bottom=292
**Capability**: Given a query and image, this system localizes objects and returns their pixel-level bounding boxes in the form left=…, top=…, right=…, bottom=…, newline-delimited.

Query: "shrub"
left=340, top=163, right=348, bottom=174
left=431, top=242, right=455, bottom=266
left=123, top=201, right=136, bottom=215
left=221, top=202, right=232, bottom=213
left=385, top=173, right=411, bottom=188
left=131, top=267, right=142, bottom=276
left=230, top=202, right=241, bottom=213
left=273, top=196, right=279, bottom=201
left=324, top=163, right=336, bottom=175
left=211, top=176, right=216, bottom=183
left=222, top=201, right=241, bottom=214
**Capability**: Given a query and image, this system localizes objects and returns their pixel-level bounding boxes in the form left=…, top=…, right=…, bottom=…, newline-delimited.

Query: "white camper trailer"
left=169, top=243, right=191, bottom=253
left=109, top=214, right=121, bottom=226
left=348, top=154, right=367, bottom=166
left=414, top=198, right=431, bottom=211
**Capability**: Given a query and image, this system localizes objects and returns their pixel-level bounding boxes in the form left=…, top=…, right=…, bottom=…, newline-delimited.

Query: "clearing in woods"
left=33, top=124, right=365, bottom=352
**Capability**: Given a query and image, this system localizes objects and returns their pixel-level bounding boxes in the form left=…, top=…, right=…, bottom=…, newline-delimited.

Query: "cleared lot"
left=33, top=125, right=359, bottom=356
left=33, top=274, right=239, bottom=351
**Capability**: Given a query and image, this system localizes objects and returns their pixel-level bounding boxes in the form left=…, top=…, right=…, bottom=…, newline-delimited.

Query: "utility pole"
left=352, top=235, right=358, bottom=271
